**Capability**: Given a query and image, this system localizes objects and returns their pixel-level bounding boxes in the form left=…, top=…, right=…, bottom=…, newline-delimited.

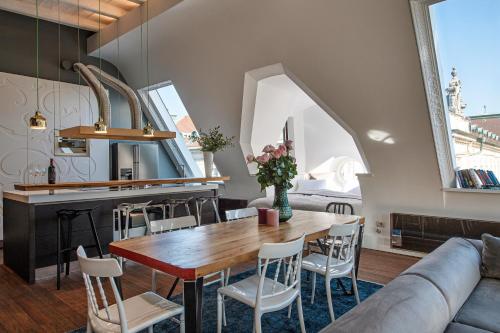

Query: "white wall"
left=93, top=0, right=500, bottom=253
left=0, top=71, right=109, bottom=240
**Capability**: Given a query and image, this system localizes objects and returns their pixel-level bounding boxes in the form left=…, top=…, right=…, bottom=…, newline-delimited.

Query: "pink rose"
left=246, top=154, right=255, bottom=164
left=262, top=145, right=276, bottom=153
left=284, top=140, right=294, bottom=150
left=272, top=145, right=287, bottom=158
left=272, top=149, right=283, bottom=159
left=256, top=153, right=271, bottom=164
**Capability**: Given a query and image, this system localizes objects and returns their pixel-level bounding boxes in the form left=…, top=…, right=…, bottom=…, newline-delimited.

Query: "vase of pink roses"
left=247, top=140, right=298, bottom=222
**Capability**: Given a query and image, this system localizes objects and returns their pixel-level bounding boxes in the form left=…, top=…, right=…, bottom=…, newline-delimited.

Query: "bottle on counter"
left=48, top=158, right=56, bottom=184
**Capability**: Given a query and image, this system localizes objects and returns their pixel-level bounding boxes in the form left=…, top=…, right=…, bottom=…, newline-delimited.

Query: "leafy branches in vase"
left=189, top=126, right=235, bottom=153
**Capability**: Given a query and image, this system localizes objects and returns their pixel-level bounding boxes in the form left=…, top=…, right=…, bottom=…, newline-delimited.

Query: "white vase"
left=203, top=151, right=214, bottom=177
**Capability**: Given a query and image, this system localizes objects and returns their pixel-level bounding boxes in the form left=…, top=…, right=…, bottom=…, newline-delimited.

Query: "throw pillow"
left=481, top=233, right=500, bottom=279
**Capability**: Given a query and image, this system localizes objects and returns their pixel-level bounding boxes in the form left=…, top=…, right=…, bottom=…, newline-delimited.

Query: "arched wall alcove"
left=240, top=63, right=370, bottom=193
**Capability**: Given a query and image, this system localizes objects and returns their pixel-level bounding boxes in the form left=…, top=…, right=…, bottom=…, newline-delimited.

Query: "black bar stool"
left=56, top=207, right=103, bottom=289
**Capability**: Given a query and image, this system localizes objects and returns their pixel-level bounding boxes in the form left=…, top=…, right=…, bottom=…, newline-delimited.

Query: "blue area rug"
left=72, top=268, right=382, bottom=332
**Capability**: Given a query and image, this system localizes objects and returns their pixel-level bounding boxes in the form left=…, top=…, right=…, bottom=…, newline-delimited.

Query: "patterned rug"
left=71, top=268, right=382, bottom=332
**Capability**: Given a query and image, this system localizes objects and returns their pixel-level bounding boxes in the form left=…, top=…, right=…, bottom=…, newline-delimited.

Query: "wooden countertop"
left=13, top=176, right=230, bottom=191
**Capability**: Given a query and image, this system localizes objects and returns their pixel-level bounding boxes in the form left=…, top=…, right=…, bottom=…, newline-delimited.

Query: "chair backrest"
left=326, top=221, right=360, bottom=271
left=225, top=207, right=258, bottom=221
left=256, top=234, right=306, bottom=306
left=326, top=202, right=354, bottom=215
left=149, top=215, right=197, bottom=234
left=77, top=246, right=127, bottom=333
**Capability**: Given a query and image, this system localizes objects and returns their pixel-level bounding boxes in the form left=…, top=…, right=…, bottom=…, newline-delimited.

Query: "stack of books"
left=456, top=169, right=500, bottom=189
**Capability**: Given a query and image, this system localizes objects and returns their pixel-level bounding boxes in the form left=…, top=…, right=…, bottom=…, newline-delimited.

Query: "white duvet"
left=248, top=189, right=362, bottom=215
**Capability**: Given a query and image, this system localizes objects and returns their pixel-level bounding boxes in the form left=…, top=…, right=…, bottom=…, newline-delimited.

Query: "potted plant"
left=189, top=126, right=234, bottom=177
left=246, top=140, right=298, bottom=222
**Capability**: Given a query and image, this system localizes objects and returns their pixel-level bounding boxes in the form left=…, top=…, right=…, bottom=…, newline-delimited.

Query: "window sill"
left=442, top=188, right=500, bottom=194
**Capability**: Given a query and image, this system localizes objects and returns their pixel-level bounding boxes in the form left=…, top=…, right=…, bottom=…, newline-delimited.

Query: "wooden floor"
left=0, top=248, right=419, bottom=332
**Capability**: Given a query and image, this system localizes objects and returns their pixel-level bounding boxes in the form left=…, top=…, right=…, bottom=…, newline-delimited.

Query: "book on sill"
left=455, top=168, right=500, bottom=189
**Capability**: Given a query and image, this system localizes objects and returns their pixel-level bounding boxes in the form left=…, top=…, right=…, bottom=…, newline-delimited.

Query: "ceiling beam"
left=126, top=0, right=146, bottom=4
left=88, top=0, right=182, bottom=53
left=59, top=0, right=127, bottom=20
left=0, top=0, right=101, bottom=31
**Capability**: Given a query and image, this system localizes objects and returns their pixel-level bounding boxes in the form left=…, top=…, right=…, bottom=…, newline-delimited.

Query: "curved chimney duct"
left=73, top=63, right=111, bottom=127
left=87, top=65, right=142, bottom=130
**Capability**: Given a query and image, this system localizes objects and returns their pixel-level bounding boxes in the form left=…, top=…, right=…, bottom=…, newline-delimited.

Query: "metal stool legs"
left=195, top=197, right=221, bottom=226
left=56, top=208, right=103, bottom=290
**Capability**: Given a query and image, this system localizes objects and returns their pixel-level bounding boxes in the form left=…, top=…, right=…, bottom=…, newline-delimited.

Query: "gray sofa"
left=321, top=237, right=500, bottom=333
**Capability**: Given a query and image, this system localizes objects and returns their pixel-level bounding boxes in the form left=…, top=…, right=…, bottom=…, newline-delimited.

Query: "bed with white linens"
left=248, top=178, right=362, bottom=214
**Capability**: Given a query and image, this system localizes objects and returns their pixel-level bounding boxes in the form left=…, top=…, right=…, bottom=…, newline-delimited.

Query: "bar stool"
left=195, top=195, right=222, bottom=226
left=163, top=197, right=193, bottom=218
left=113, top=201, right=153, bottom=241
left=56, top=207, right=103, bottom=290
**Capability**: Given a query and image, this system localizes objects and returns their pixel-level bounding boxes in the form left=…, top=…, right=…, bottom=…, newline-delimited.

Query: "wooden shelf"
left=14, top=177, right=230, bottom=191
left=58, top=126, right=176, bottom=141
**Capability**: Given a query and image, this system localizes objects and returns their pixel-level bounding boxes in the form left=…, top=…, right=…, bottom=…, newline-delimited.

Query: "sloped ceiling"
left=91, top=0, right=500, bottom=252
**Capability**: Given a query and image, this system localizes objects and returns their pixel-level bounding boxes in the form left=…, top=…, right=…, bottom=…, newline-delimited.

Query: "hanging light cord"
left=147, top=0, right=151, bottom=114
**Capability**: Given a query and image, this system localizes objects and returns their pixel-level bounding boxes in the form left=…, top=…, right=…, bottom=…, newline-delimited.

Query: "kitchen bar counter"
left=4, top=184, right=219, bottom=204
left=3, top=182, right=226, bottom=283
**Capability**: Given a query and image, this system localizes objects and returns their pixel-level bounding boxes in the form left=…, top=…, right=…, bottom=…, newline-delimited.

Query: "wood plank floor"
left=0, top=249, right=419, bottom=332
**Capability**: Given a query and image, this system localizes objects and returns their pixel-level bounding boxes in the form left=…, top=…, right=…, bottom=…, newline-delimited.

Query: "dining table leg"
left=184, top=277, right=204, bottom=333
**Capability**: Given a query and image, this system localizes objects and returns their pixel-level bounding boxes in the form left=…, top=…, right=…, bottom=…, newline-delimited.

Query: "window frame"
left=410, top=0, right=458, bottom=188
left=138, top=81, right=203, bottom=178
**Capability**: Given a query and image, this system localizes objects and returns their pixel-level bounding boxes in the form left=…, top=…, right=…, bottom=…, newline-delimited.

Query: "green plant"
left=247, top=141, right=298, bottom=191
left=189, top=126, right=234, bottom=153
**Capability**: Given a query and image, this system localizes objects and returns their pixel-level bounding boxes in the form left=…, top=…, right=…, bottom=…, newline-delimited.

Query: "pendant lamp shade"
left=29, top=110, right=47, bottom=130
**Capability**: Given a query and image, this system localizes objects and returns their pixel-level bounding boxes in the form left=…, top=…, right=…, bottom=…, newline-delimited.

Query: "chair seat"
left=302, top=253, right=354, bottom=277
left=219, top=275, right=299, bottom=312
left=91, top=292, right=183, bottom=333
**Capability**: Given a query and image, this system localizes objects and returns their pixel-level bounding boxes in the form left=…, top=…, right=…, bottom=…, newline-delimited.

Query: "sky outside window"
left=430, top=0, right=500, bottom=116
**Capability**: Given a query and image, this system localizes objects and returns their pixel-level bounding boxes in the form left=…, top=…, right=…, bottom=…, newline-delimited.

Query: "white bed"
left=248, top=189, right=362, bottom=215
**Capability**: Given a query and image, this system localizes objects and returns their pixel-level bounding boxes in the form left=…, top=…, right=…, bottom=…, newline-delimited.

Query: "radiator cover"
left=391, top=213, right=500, bottom=253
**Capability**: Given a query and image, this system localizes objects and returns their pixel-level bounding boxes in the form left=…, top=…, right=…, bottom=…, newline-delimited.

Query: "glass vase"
left=272, top=185, right=293, bottom=222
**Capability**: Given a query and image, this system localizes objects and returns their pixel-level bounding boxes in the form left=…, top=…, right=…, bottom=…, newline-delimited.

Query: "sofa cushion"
left=401, top=238, right=481, bottom=319
left=480, top=234, right=500, bottom=279
left=454, top=278, right=500, bottom=333
left=445, top=322, right=492, bottom=333
left=319, top=274, right=450, bottom=333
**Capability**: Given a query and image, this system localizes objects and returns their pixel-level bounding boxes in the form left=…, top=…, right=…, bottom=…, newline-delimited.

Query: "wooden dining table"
left=109, top=210, right=364, bottom=333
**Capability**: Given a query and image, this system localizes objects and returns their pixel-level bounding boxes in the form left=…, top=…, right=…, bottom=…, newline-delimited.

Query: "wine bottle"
left=48, top=158, right=56, bottom=184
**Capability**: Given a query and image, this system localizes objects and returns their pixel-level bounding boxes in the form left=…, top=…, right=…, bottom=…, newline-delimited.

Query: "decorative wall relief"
left=0, top=71, right=109, bottom=240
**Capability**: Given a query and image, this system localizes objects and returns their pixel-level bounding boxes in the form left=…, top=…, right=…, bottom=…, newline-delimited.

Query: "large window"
left=145, top=83, right=220, bottom=177
left=412, top=0, right=500, bottom=187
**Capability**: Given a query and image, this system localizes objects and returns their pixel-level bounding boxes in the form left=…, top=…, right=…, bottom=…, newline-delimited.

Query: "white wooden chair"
left=223, top=207, right=259, bottom=286
left=149, top=216, right=226, bottom=288
left=149, top=216, right=202, bottom=292
left=77, top=246, right=184, bottom=333
left=149, top=215, right=228, bottom=325
left=217, top=234, right=306, bottom=333
left=301, top=221, right=360, bottom=322
left=225, top=207, right=258, bottom=221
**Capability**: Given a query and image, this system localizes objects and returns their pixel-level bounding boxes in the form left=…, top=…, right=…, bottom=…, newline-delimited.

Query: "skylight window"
left=411, top=0, right=500, bottom=188
left=430, top=0, right=500, bottom=176
left=146, top=83, right=220, bottom=177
